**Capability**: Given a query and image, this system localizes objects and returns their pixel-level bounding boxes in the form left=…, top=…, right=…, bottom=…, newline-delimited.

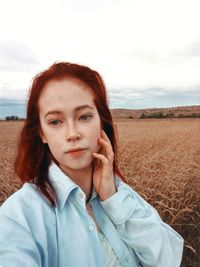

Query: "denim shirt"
left=0, top=162, right=184, bottom=267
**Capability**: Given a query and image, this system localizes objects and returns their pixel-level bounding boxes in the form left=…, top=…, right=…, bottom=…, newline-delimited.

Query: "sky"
left=0, top=0, right=200, bottom=117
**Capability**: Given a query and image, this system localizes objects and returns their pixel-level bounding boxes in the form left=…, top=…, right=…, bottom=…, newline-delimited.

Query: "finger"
left=101, top=130, right=112, bottom=146
left=92, top=156, right=101, bottom=169
left=99, top=138, right=114, bottom=161
left=93, top=152, right=109, bottom=165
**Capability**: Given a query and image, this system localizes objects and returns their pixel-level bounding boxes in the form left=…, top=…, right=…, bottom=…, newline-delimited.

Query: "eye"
left=79, top=114, right=93, bottom=121
left=49, top=119, right=62, bottom=126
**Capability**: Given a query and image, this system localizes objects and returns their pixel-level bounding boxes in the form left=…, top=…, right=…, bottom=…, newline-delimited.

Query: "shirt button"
left=88, top=225, right=95, bottom=231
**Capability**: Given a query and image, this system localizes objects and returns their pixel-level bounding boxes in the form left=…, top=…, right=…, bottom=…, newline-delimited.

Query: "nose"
left=65, top=122, right=81, bottom=142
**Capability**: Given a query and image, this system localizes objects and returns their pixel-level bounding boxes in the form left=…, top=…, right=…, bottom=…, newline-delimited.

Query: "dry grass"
left=0, top=119, right=200, bottom=267
left=116, top=119, right=200, bottom=267
left=0, top=121, right=23, bottom=202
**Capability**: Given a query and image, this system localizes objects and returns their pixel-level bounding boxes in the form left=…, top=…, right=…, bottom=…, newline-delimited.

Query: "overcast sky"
left=0, top=0, right=200, bottom=113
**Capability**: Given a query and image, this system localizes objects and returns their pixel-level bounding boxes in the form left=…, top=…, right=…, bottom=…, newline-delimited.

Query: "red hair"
left=14, top=62, right=127, bottom=206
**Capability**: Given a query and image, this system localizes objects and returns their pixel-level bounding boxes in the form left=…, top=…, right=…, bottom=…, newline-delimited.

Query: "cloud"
left=108, top=87, right=200, bottom=108
left=0, top=77, right=30, bottom=101
left=0, top=97, right=25, bottom=105
left=0, top=97, right=26, bottom=118
left=0, top=40, right=40, bottom=72
left=0, top=41, right=40, bottom=101
left=0, top=0, right=200, bottom=108
left=185, top=39, right=200, bottom=58
left=0, top=86, right=199, bottom=119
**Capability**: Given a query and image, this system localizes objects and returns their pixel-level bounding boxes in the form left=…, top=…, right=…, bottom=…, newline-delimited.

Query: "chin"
left=63, top=158, right=93, bottom=170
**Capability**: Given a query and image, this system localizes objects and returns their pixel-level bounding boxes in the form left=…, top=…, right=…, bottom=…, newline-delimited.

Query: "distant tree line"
left=5, top=116, right=24, bottom=121
left=177, top=113, right=200, bottom=118
left=126, top=112, right=200, bottom=119
left=140, top=112, right=200, bottom=119
left=140, top=112, right=175, bottom=119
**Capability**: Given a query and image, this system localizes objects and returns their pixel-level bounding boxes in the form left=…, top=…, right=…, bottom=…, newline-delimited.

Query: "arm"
left=100, top=181, right=184, bottom=267
left=0, top=214, right=42, bottom=267
left=92, top=130, right=183, bottom=266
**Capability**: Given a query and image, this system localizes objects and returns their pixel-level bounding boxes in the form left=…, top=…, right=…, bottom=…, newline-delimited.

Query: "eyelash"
left=48, top=114, right=93, bottom=126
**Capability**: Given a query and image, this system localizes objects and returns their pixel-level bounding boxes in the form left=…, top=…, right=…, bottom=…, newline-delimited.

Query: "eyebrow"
left=44, top=104, right=94, bottom=118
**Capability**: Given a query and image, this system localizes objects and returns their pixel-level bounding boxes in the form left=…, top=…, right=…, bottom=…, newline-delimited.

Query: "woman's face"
left=38, top=77, right=102, bottom=174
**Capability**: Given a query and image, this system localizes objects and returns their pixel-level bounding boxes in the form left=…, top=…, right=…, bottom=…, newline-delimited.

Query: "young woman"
left=0, top=62, right=183, bottom=267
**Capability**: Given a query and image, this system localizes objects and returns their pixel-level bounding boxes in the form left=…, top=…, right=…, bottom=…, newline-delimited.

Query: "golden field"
left=0, top=119, right=200, bottom=267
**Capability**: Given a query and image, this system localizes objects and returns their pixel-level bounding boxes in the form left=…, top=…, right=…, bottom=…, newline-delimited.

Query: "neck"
left=60, top=163, right=94, bottom=201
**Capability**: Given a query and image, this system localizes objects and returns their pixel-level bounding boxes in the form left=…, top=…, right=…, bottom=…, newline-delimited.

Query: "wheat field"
left=0, top=119, right=200, bottom=267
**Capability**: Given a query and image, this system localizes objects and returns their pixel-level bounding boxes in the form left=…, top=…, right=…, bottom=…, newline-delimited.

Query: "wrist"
left=99, top=185, right=117, bottom=201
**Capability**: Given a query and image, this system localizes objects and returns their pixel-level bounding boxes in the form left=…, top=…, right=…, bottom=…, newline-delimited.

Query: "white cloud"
left=0, top=0, right=200, bottom=107
left=0, top=41, right=40, bottom=71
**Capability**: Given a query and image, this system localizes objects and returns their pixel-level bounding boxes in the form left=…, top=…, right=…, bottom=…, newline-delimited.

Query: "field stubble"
left=0, top=119, right=200, bottom=267
left=116, top=119, right=200, bottom=267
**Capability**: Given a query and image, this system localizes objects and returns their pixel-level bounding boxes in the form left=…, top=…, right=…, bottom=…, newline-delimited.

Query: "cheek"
left=92, top=136, right=101, bottom=153
left=47, top=139, right=61, bottom=154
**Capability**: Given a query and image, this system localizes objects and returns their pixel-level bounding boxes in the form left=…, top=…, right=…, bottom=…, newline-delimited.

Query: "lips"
left=66, top=148, right=86, bottom=153
left=66, top=148, right=87, bottom=157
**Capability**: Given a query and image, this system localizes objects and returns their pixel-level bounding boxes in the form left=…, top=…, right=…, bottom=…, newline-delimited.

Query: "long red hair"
left=14, top=62, right=127, bottom=206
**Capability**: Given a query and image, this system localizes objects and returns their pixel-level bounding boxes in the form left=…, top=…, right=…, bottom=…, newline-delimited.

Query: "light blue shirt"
left=0, top=161, right=184, bottom=267
left=98, top=229, right=122, bottom=266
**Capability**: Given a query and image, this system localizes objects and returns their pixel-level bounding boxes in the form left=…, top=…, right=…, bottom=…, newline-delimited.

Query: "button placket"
left=85, top=203, right=99, bottom=233
left=98, top=230, right=106, bottom=241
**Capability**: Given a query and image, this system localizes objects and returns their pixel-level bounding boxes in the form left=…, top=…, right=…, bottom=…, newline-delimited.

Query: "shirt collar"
left=48, top=161, right=97, bottom=210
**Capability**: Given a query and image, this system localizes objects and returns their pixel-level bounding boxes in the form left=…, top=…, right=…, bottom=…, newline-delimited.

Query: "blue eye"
left=80, top=114, right=93, bottom=121
left=49, top=120, right=61, bottom=126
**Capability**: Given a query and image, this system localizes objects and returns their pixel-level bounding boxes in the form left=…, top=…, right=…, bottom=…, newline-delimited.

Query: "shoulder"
left=1, top=182, right=52, bottom=210
left=0, top=184, right=57, bottom=266
left=0, top=183, right=55, bottom=227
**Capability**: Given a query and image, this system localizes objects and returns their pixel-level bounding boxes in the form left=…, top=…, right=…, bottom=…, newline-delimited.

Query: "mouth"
left=66, top=148, right=87, bottom=157
left=66, top=148, right=87, bottom=153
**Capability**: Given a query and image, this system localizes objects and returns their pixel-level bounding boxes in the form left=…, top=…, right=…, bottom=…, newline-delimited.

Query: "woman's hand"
left=92, top=129, right=117, bottom=201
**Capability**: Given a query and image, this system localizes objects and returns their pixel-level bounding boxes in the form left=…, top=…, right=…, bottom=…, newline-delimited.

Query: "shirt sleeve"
left=99, top=180, right=184, bottom=267
left=0, top=214, right=42, bottom=267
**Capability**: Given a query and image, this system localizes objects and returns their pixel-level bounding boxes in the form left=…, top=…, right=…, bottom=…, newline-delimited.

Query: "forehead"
left=38, top=78, right=96, bottom=113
